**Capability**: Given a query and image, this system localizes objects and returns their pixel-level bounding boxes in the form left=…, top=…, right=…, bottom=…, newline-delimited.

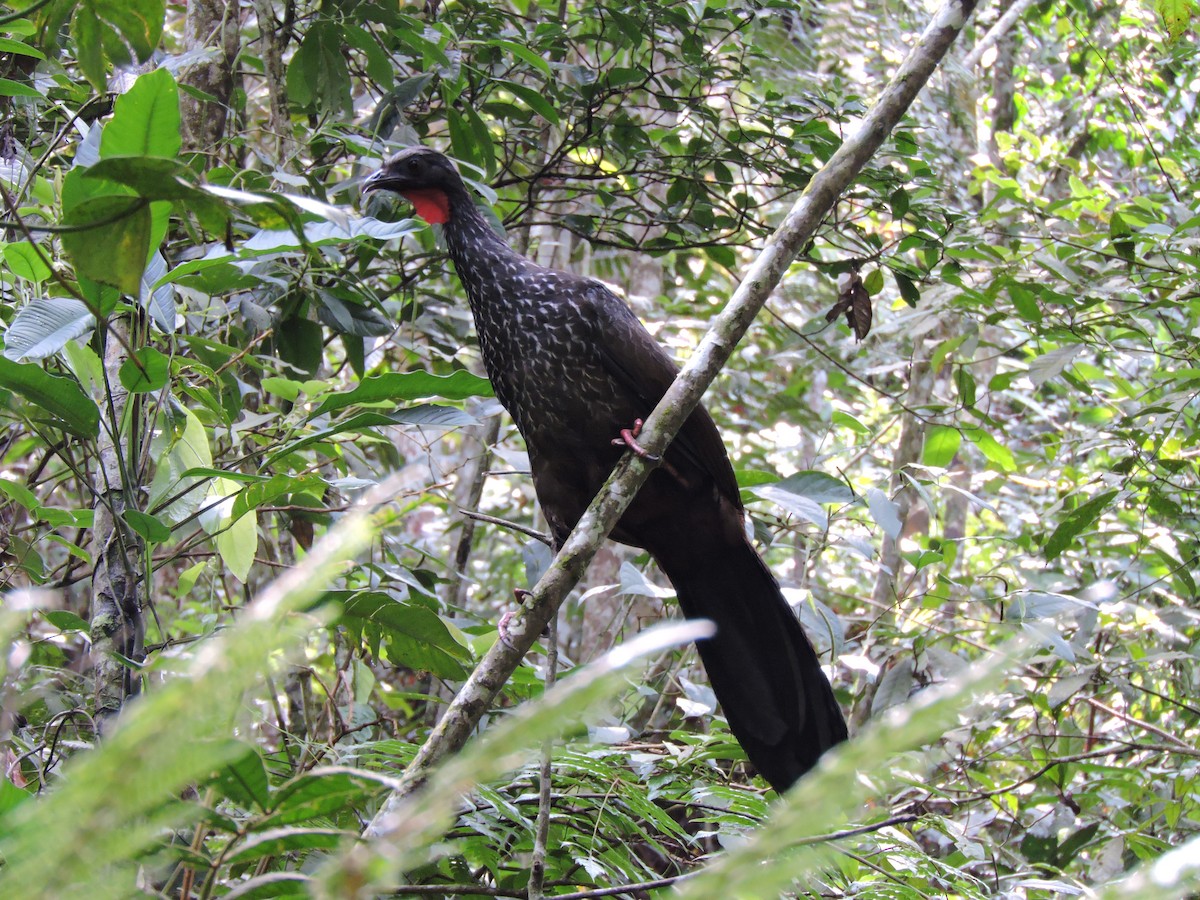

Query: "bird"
left=363, top=147, right=847, bottom=791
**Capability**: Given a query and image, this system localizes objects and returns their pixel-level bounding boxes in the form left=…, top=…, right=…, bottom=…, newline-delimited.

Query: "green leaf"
left=287, top=21, right=352, bottom=115
left=894, top=270, right=921, bottom=307
left=1008, top=283, right=1042, bottom=322
left=209, top=744, right=272, bottom=812
left=225, top=827, right=351, bottom=865
left=122, top=508, right=172, bottom=543
left=118, top=347, right=169, bottom=393
left=310, top=371, right=493, bottom=418
left=1043, top=490, right=1119, bottom=561
left=206, top=478, right=258, bottom=583
left=101, top=67, right=181, bottom=159
left=0, top=78, right=41, bottom=98
left=83, top=156, right=202, bottom=201
left=866, top=487, right=902, bottom=540
left=71, top=0, right=167, bottom=91
left=0, top=38, right=45, bottom=60
left=0, top=476, right=39, bottom=511
left=0, top=357, right=100, bottom=437
left=862, top=268, right=885, bottom=295
left=967, top=429, right=1016, bottom=473
left=60, top=195, right=151, bottom=295
left=3, top=243, right=53, bottom=283
left=263, top=769, right=389, bottom=828
left=1156, top=0, right=1194, bottom=40
left=266, top=408, right=475, bottom=466
left=487, top=38, right=553, bottom=77
left=230, top=474, right=326, bottom=524
left=70, top=5, right=107, bottom=91
left=275, top=317, right=324, bottom=375
left=43, top=610, right=90, bottom=633
left=765, top=470, right=856, bottom=505
left=923, top=425, right=961, bottom=468
left=315, top=292, right=392, bottom=337
left=2, top=298, right=95, bottom=362
left=339, top=591, right=471, bottom=680
left=500, top=80, right=561, bottom=124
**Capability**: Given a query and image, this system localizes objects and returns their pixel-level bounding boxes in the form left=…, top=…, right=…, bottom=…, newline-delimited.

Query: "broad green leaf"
left=0, top=38, right=45, bottom=60
left=224, top=827, right=351, bottom=865
left=1043, top=489, right=1119, bottom=560
left=275, top=317, right=324, bottom=375
left=922, top=425, right=961, bottom=468
left=339, top=591, right=471, bottom=679
left=209, top=744, right=272, bottom=812
left=0, top=78, right=40, bottom=98
left=60, top=195, right=151, bottom=295
left=894, top=270, right=921, bottom=306
left=118, top=346, right=169, bottom=393
left=229, top=473, right=326, bottom=524
left=44, top=610, right=90, bottom=632
left=122, top=508, right=172, bottom=543
left=763, top=470, right=856, bottom=505
left=101, top=67, right=180, bottom=159
left=71, top=0, right=166, bottom=91
left=862, top=268, right=885, bottom=295
left=486, top=38, right=553, bottom=77
left=263, top=768, right=395, bottom=829
left=2, top=298, right=95, bottom=362
left=866, top=487, right=902, bottom=540
left=83, top=156, right=201, bottom=201
left=752, top=485, right=827, bottom=528
left=3, top=242, right=53, bottom=283
left=70, top=5, right=106, bottom=91
left=1157, top=0, right=1194, bottom=40
left=310, top=371, right=493, bottom=418
left=500, top=79, right=561, bottom=124
left=0, top=356, right=100, bottom=437
left=0, top=476, right=39, bottom=511
left=315, top=292, right=392, bottom=337
left=967, top=429, right=1017, bottom=472
left=148, top=407, right=212, bottom=524
left=205, top=478, right=258, bottom=583
left=287, top=21, right=351, bottom=115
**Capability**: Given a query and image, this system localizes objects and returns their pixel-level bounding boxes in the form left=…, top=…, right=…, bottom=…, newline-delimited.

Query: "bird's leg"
left=498, top=589, right=538, bottom=649
left=611, top=418, right=661, bottom=462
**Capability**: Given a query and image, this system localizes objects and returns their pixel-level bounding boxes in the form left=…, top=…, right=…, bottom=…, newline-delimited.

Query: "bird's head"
left=362, top=147, right=464, bottom=225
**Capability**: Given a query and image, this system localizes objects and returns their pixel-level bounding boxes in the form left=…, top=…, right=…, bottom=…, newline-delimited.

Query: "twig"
left=460, top=509, right=553, bottom=546
left=961, top=0, right=1038, bottom=70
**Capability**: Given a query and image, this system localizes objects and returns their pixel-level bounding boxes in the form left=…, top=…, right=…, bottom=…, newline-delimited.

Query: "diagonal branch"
left=366, top=0, right=980, bottom=837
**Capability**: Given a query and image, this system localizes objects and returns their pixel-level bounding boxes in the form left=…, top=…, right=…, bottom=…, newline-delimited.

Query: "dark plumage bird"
left=364, top=147, right=847, bottom=791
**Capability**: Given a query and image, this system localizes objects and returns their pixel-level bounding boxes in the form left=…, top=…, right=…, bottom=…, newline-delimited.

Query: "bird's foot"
left=611, top=418, right=661, bottom=462
left=498, top=589, right=536, bottom=649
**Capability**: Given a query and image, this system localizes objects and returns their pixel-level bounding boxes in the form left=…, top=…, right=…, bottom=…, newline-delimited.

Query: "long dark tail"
left=655, top=535, right=847, bottom=791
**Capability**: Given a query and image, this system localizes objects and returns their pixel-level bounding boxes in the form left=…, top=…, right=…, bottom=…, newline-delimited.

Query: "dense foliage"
left=0, top=0, right=1198, bottom=897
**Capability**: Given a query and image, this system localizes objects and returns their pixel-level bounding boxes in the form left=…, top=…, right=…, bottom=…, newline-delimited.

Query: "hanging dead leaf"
left=826, top=271, right=873, bottom=341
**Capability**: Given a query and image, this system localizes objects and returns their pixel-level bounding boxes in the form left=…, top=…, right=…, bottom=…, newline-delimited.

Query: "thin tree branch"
left=961, top=0, right=1038, bottom=71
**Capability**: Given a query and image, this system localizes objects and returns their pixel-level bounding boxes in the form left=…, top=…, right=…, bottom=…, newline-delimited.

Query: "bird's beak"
left=362, top=167, right=389, bottom=194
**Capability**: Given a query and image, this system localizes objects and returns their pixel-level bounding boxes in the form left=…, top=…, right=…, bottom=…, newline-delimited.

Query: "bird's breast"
left=468, top=296, right=626, bottom=448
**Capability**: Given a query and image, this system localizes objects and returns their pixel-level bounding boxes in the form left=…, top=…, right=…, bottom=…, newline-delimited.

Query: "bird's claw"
left=611, top=418, right=661, bottom=462
left=498, top=590, right=537, bottom=649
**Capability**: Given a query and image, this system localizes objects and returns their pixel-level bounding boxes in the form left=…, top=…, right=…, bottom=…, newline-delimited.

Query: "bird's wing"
left=582, top=281, right=742, bottom=508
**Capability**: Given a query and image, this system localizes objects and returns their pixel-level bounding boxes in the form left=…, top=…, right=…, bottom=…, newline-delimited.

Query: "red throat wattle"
left=400, top=188, right=451, bottom=225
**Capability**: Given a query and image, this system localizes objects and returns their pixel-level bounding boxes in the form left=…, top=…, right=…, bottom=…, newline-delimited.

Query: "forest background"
left=0, top=0, right=1198, bottom=897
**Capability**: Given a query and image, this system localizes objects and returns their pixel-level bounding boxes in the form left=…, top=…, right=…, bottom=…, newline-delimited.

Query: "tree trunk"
left=179, top=0, right=241, bottom=159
